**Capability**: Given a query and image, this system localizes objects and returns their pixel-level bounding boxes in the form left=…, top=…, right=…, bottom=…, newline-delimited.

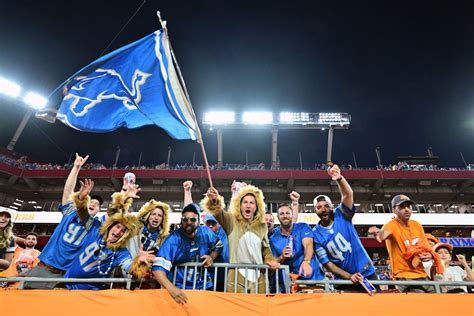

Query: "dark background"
left=0, top=1, right=473, bottom=168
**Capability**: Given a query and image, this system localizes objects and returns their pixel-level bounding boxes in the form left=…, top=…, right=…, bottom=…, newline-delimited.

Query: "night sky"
left=0, top=1, right=473, bottom=168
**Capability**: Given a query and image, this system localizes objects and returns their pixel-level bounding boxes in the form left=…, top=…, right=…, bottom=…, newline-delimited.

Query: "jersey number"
left=327, top=233, right=352, bottom=261
left=79, top=242, right=99, bottom=272
left=63, top=223, right=88, bottom=245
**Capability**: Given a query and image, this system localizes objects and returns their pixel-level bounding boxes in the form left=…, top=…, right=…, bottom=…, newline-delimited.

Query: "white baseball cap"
left=0, top=206, right=17, bottom=221
left=313, top=195, right=333, bottom=207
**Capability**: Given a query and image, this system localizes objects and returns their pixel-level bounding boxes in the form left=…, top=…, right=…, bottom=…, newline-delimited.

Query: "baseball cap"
left=433, top=242, right=453, bottom=253
left=182, top=203, right=201, bottom=216
left=0, top=206, right=17, bottom=219
left=90, top=195, right=104, bottom=206
left=391, top=194, right=414, bottom=208
left=205, top=213, right=217, bottom=223
left=313, top=195, right=333, bottom=207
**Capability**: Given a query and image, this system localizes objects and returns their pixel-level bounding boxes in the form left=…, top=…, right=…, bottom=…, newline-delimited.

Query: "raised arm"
left=72, top=179, right=94, bottom=222
left=328, top=164, right=353, bottom=208
left=289, top=191, right=300, bottom=223
left=183, top=180, right=193, bottom=206
left=62, top=153, right=89, bottom=205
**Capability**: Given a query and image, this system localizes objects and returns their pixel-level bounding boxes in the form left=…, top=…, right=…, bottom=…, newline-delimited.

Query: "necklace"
left=96, top=242, right=116, bottom=276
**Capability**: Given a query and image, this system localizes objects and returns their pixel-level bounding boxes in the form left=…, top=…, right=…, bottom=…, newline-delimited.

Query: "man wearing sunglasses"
left=312, top=164, right=377, bottom=292
left=151, top=203, right=222, bottom=304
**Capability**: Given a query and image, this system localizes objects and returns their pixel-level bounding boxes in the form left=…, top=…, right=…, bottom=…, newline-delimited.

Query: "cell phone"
left=359, top=277, right=376, bottom=295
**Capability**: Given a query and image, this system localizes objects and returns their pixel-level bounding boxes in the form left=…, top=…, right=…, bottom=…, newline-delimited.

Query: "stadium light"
left=0, top=77, right=22, bottom=98
left=242, top=111, right=273, bottom=124
left=279, top=112, right=310, bottom=123
left=318, top=113, right=350, bottom=125
left=23, top=91, right=48, bottom=109
left=203, top=111, right=235, bottom=125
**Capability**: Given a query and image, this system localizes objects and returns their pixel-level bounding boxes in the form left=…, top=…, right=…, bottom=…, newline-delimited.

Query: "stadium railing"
left=2, top=262, right=474, bottom=294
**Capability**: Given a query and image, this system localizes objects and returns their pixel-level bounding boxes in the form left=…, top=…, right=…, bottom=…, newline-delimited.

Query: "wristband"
left=335, top=177, right=343, bottom=182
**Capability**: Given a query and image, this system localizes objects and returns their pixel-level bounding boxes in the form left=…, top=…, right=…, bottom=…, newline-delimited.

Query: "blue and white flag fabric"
left=56, top=30, right=197, bottom=140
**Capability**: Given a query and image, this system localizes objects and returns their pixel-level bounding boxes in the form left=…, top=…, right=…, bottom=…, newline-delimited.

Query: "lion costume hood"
left=229, top=185, right=266, bottom=226
left=137, top=199, right=170, bottom=247
left=100, top=213, right=139, bottom=251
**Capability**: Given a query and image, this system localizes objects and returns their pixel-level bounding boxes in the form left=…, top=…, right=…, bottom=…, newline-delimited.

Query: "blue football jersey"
left=140, top=225, right=160, bottom=251
left=313, top=203, right=375, bottom=278
left=216, top=226, right=229, bottom=263
left=270, top=223, right=324, bottom=281
left=152, top=226, right=222, bottom=290
left=65, top=226, right=132, bottom=290
left=39, top=202, right=100, bottom=270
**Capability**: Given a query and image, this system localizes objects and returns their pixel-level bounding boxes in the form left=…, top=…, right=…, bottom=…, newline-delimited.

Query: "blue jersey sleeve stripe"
left=152, top=256, right=172, bottom=271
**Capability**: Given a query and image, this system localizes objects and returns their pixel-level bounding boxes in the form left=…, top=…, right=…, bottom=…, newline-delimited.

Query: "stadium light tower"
left=0, top=75, right=48, bottom=151
left=203, top=111, right=236, bottom=167
left=202, top=111, right=351, bottom=168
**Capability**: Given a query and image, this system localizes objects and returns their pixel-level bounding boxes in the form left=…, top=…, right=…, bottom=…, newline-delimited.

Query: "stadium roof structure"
left=0, top=162, right=472, bottom=214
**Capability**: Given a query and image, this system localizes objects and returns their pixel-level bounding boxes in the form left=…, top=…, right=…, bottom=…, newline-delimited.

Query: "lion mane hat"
left=137, top=199, right=170, bottom=247
left=100, top=213, right=139, bottom=251
left=229, top=185, right=266, bottom=225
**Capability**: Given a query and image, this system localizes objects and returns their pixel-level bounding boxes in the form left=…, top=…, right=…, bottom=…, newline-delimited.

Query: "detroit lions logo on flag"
left=64, top=68, right=151, bottom=116
left=56, top=30, right=197, bottom=140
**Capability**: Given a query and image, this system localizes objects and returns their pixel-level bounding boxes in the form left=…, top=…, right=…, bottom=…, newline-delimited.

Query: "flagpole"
left=157, top=11, right=214, bottom=188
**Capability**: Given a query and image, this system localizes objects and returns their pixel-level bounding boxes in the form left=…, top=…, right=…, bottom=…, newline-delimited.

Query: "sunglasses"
left=182, top=217, right=198, bottom=223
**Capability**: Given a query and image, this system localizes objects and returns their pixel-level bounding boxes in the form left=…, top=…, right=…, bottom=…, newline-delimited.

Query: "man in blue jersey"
left=312, top=164, right=377, bottom=292
left=152, top=203, right=222, bottom=304
left=270, top=203, right=324, bottom=292
left=205, top=214, right=229, bottom=263
left=25, top=153, right=103, bottom=289
left=65, top=181, right=149, bottom=289
left=205, top=213, right=229, bottom=292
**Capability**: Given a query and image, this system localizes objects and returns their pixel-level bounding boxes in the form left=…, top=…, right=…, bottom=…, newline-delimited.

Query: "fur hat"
left=107, top=192, right=134, bottom=217
left=100, top=213, right=139, bottom=251
left=0, top=207, right=14, bottom=249
left=229, top=185, right=266, bottom=225
left=137, top=199, right=170, bottom=247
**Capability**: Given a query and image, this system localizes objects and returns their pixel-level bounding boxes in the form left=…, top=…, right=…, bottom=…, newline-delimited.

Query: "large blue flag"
left=56, top=30, right=197, bottom=140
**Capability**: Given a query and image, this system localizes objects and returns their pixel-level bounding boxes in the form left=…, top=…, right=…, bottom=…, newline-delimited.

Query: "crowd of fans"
left=0, top=154, right=472, bottom=301
left=0, top=152, right=471, bottom=171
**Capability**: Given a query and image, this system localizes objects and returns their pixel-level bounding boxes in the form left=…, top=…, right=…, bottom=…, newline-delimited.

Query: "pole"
left=271, top=126, right=278, bottom=169
left=460, top=152, right=468, bottom=168
left=67, top=152, right=73, bottom=166
left=299, top=151, right=303, bottom=170
left=217, top=128, right=223, bottom=168
left=352, top=151, right=358, bottom=169
left=167, top=146, right=172, bottom=168
left=192, top=151, right=196, bottom=167
left=113, top=146, right=121, bottom=169
left=427, top=147, right=433, bottom=157
left=157, top=11, right=214, bottom=188
left=138, top=151, right=142, bottom=168
left=326, top=127, right=334, bottom=163
left=7, top=110, right=33, bottom=151
left=245, top=151, right=249, bottom=167
left=375, top=147, right=382, bottom=169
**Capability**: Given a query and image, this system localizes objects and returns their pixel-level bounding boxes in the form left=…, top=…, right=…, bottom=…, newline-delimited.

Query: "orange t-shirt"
left=382, top=219, right=428, bottom=279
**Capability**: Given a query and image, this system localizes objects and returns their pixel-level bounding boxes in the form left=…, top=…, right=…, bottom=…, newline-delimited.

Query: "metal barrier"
left=1, top=264, right=473, bottom=294
left=294, top=279, right=474, bottom=294
left=172, top=262, right=291, bottom=294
